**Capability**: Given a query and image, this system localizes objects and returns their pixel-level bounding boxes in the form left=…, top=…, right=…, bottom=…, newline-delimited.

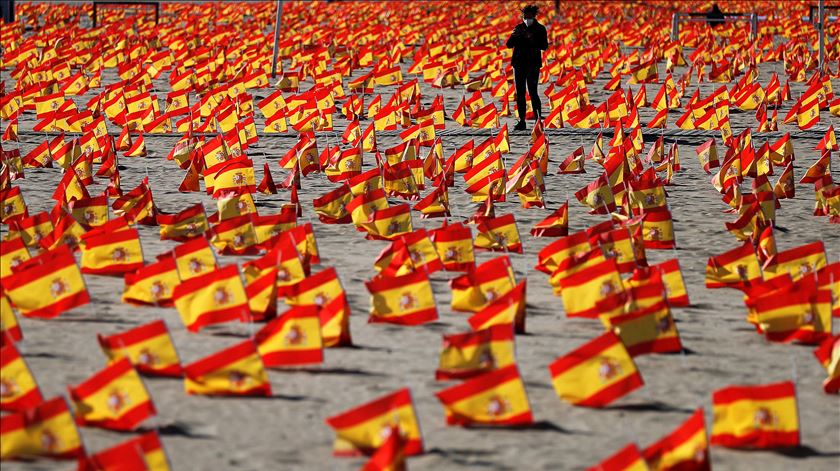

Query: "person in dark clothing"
left=706, top=3, right=725, bottom=28
left=506, top=4, right=548, bottom=131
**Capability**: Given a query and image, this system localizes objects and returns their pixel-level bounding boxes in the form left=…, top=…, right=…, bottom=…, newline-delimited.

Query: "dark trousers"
left=1, top=0, right=14, bottom=24
left=514, top=65, right=541, bottom=122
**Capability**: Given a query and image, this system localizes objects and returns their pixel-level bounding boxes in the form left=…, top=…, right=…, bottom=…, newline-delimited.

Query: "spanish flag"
left=3, top=245, right=90, bottom=319
left=430, top=222, right=475, bottom=272
left=629, top=259, right=690, bottom=307
left=762, top=240, right=826, bottom=282
left=184, top=340, right=271, bottom=397
left=157, top=203, right=208, bottom=242
left=705, top=241, right=762, bottom=290
left=313, top=184, right=353, bottom=224
left=255, top=305, right=323, bottom=367
left=603, top=302, right=682, bottom=356
left=80, top=227, right=144, bottom=275
left=548, top=331, right=644, bottom=407
left=575, top=174, right=616, bottom=214
left=122, top=256, right=181, bottom=307
left=208, top=214, right=259, bottom=255
left=325, top=388, right=424, bottom=456
left=0, top=342, right=43, bottom=412
left=710, top=381, right=799, bottom=449
left=68, top=357, right=156, bottom=431
left=97, top=320, right=183, bottom=377
left=0, top=294, right=23, bottom=343
left=172, top=264, right=248, bottom=332
left=559, top=258, right=624, bottom=318
left=530, top=203, right=569, bottom=237
left=244, top=265, right=277, bottom=321
left=366, top=203, right=414, bottom=241
left=754, top=283, right=831, bottom=345
left=642, top=408, right=710, bottom=471
left=467, top=281, right=527, bottom=334
left=366, top=270, right=438, bottom=325
left=586, top=443, right=649, bottom=471
left=282, top=266, right=345, bottom=308
left=435, top=364, right=533, bottom=426
left=535, top=230, right=591, bottom=275
left=813, top=335, right=840, bottom=394
left=436, top=324, right=516, bottom=381
left=474, top=213, right=523, bottom=253
left=0, top=396, right=84, bottom=460
left=124, top=430, right=170, bottom=471
left=169, top=236, right=218, bottom=281
left=450, top=256, right=516, bottom=312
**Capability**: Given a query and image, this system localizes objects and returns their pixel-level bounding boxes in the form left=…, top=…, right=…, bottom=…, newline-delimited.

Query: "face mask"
left=523, top=18, right=534, bottom=27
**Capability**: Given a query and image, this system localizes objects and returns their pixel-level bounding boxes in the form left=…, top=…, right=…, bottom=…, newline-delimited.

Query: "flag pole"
left=270, top=0, right=284, bottom=79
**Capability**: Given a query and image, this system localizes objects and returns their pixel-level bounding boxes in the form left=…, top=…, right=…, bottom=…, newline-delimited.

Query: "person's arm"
left=506, top=24, right=523, bottom=49
left=538, top=25, right=549, bottom=51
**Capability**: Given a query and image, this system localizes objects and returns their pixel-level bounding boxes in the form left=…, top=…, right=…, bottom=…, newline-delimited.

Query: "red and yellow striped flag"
left=467, top=281, right=527, bottom=334
left=68, top=357, right=156, bottom=431
left=0, top=342, right=43, bottom=412
left=325, top=388, right=424, bottom=456
left=97, top=320, right=183, bottom=377
left=3, top=245, right=89, bottom=319
left=184, top=340, right=271, bottom=397
left=0, top=236, right=30, bottom=280
left=361, top=425, right=406, bottom=471
left=474, top=213, right=523, bottom=253
left=122, top=256, right=181, bottom=307
left=642, top=408, right=709, bottom=471
left=813, top=335, right=840, bottom=394
left=365, top=270, right=438, bottom=325
left=435, top=364, right=533, bottom=426
left=80, top=227, right=144, bottom=275
left=169, top=236, right=218, bottom=281
left=255, top=305, right=323, bottom=367
left=705, top=241, right=762, bottom=290
left=157, top=203, right=208, bottom=242
left=450, top=256, right=516, bottom=312
left=0, top=396, right=84, bottom=460
left=430, top=222, right=475, bottom=272
left=711, top=381, right=799, bottom=449
left=548, top=331, right=644, bottom=407
left=558, top=258, right=624, bottom=318
left=603, top=302, right=683, bottom=356
left=172, top=264, right=248, bottom=332
left=436, top=324, right=515, bottom=381
left=78, top=436, right=150, bottom=471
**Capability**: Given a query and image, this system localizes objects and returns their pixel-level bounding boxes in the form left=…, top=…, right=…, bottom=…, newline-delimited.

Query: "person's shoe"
left=514, top=121, right=527, bottom=131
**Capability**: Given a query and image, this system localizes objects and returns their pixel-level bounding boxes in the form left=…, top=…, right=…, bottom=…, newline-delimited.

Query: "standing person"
left=506, top=4, right=548, bottom=131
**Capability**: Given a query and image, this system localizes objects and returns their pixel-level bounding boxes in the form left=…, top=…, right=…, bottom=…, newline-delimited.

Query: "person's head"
left=522, top=4, right=538, bottom=26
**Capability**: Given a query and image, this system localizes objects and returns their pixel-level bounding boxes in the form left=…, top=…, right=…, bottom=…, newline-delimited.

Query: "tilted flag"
left=184, top=340, right=271, bottom=397
left=0, top=342, right=43, bottom=412
left=559, top=258, right=624, bottom=318
left=2, top=245, right=89, bottom=319
left=548, top=331, right=644, bottom=407
left=0, top=396, right=84, bottom=460
left=172, top=264, right=248, bottom=332
left=365, top=270, right=438, bottom=325
left=710, top=381, right=799, bottom=449
left=435, top=364, right=533, bottom=427
left=122, top=256, right=181, bottom=307
left=603, top=302, right=683, bottom=356
left=67, top=357, right=155, bottom=431
left=430, top=222, right=475, bottom=272
left=78, top=435, right=153, bottom=471
left=586, top=443, right=649, bottom=471
left=325, top=388, right=424, bottom=456
left=813, top=335, right=840, bottom=394
left=255, top=305, right=323, bottom=367
left=642, top=408, right=709, bottom=471
left=705, top=241, right=762, bottom=290
left=361, top=425, right=406, bottom=471
left=474, top=213, right=523, bottom=253
left=467, top=281, right=527, bottom=334
left=97, top=320, right=183, bottom=377
left=530, top=203, right=569, bottom=237
left=156, top=203, right=208, bottom=242
left=436, top=324, right=516, bottom=381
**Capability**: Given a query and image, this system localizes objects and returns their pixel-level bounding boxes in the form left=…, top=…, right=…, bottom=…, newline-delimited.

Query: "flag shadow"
left=459, top=420, right=571, bottom=433
left=606, top=400, right=694, bottom=414
left=143, top=422, right=215, bottom=439
left=772, top=445, right=840, bottom=459
left=425, top=447, right=499, bottom=468
left=284, top=366, right=386, bottom=377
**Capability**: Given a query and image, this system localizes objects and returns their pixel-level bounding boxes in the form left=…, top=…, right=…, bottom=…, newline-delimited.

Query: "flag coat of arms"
left=255, top=305, right=324, bottom=367
left=436, top=324, right=515, bottom=381
left=365, top=270, right=438, bottom=325
left=0, top=342, right=43, bottom=412
left=642, top=408, right=710, bottom=471
left=0, top=396, right=84, bottom=460
left=172, top=264, right=248, bottom=332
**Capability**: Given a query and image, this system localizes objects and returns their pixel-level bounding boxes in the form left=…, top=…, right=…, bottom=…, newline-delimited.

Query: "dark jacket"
left=506, top=20, right=548, bottom=69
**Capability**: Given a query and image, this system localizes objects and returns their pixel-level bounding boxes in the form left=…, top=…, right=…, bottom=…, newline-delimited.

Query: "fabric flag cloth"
left=474, top=213, right=523, bottom=253
left=122, top=256, right=181, bottom=307
left=813, top=335, right=840, bottom=394
left=80, top=227, right=144, bottom=275
left=172, top=264, right=248, bottom=332
left=642, top=408, right=710, bottom=471
left=2, top=244, right=90, bottom=318
left=530, top=203, right=569, bottom=237
left=325, top=388, right=424, bottom=456
left=0, top=342, right=44, bottom=412
left=0, top=396, right=84, bottom=460
left=435, top=324, right=516, bottom=381
left=586, top=443, right=650, bottom=471
left=183, top=340, right=271, bottom=397
left=361, top=424, right=407, bottom=471
left=604, top=302, right=683, bottom=356
left=434, top=364, right=533, bottom=426
left=467, top=281, right=527, bottom=334
left=67, top=357, right=156, bottom=431
left=97, top=320, right=183, bottom=377
left=710, top=380, right=799, bottom=449
left=548, top=331, right=644, bottom=407
left=559, top=258, right=624, bottom=318
left=705, top=241, right=762, bottom=290
left=254, top=305, right=324, bottom=367
left=365, top=270, right=438, bottom=325
left=77, top=435, right=151, bottom=471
